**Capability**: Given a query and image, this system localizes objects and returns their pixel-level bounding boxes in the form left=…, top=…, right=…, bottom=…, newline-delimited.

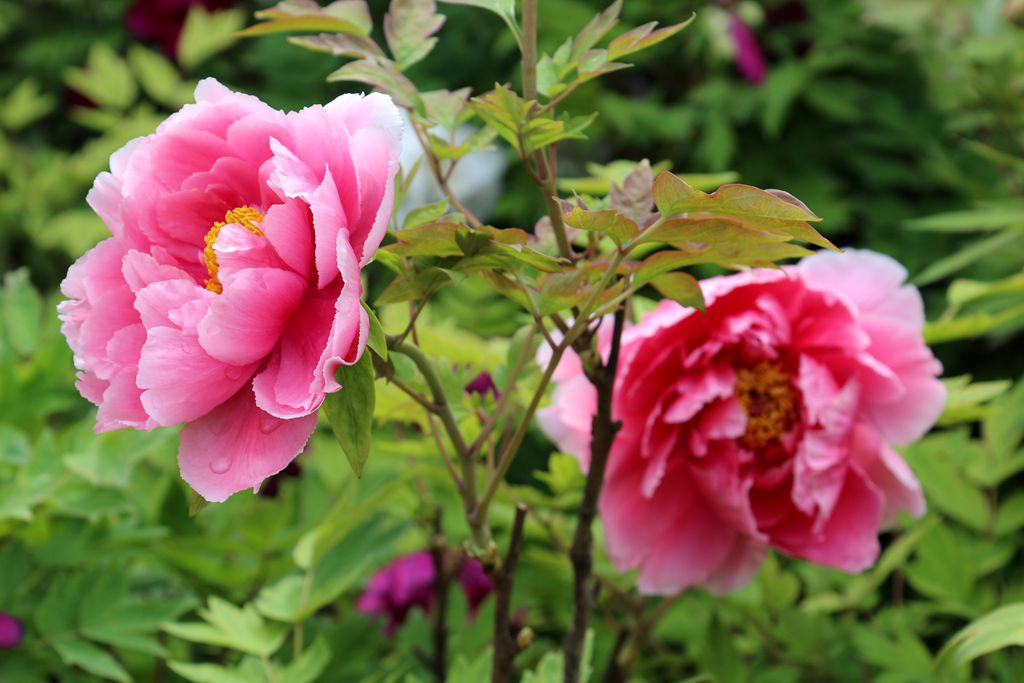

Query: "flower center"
left=734, top=361, right=798, bottom=450
left=203, top=206, right=265, bottom=294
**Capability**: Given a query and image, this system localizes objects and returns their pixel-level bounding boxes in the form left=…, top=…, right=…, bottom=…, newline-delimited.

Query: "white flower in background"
left=396, top=110, right=507, bottom=225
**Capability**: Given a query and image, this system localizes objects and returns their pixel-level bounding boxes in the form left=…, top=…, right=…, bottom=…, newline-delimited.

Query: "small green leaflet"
left=323, top=352, right=376, bottom=477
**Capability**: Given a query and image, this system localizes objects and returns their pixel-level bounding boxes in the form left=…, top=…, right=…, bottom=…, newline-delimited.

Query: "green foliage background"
left=1, top=0, right=1023, bottom=681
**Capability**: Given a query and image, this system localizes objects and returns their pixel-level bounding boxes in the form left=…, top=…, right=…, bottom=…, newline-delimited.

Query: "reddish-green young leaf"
left=650, top=272, right=705, bottom=311
left=480, top=271, right=532, bottom=309
left=470, top=85, right=531, bottom=150
left=385, top=222, right=463, bottom=257
left=572, top=0, right=622, bottom=61
left=563, top=207, right=639, bottom=246
left=632, top=250, right=706, bottom=287
left=254, top=0, right=372, bottom=32
left=537, top=270, right=596, bottom=315
left=651, top=172, right=834, bottom=250
left=610, top=159, right=654, bottom=221
left=288, top=33, right=384, bottom=59
left=654, top=172, right=818, bottom=222
left=375, top=267, right=452, bottom=305
left=607, top=15, right=694, bottom=60
left=640, top=217, right=791, bottom=247
left=327, top=59, right=420, bottom=108
left=422, top=87, right=472, bottom=131
left=384, top=0, right=445, bottom=70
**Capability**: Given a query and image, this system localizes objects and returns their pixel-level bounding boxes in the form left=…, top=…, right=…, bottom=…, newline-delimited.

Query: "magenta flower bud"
left=0, top=613, right=24, bottom=649
left=465, top=371, right=500, bottom=398
left=728, top=13, right=769, bottom=85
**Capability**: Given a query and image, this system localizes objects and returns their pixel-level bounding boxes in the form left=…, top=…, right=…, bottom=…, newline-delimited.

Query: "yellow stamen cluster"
left=734, top=361, right=798, bottom=450
left=203, top=206, right=265, bottom=293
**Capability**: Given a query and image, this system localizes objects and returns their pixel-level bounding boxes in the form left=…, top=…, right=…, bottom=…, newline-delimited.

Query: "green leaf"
left=0, top=79, right=54, bottom=130
left=52, top=639, right=130, bottom=683
left=240, top=0, right=372, bottom=37
left=437, top=0, right=520, bottom=45
left=572, top=1, right=622, bottom=61
left=168, top=661, right=255, bottom=683
left=375, top=267, right=452, bottom=305
left=2, top=268, right=42, bottom=357
left=446, top=649, right=494, bottom=683
left=562, top=207, right=639, bottom=246
left=385, top=0, right=445, bottom=70
left=936, top=604, right=1024, bottom=674
left=362, top=301, right=388, bottom=360
left=127, top=46, right=192, bottom=108
left=323, top=352, right=376, bottom=477
left=279, top=637, right=331, bottom=683
left=649, top=272, right=705, bottom=311
left=178, top=6, right=244, bottom=70
left=537, top=270, right=595, bottom=315
left=404, top=199, right=450, bottom=229
left=64, top=44, right=137, bottom=111
left=913, top=229, right=1021, bottom=285
left=164, top=597, right=288, bottom=656
left=288, top=32, right=384, bottom=59
left=924, top=303, right=1024, bottom=344
left=905, top=205, right=1024, bottom=233
left=606, top=15, right=694, bottom=61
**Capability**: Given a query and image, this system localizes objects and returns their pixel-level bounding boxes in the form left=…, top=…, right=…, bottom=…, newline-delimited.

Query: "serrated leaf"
left=287, top=32, right=384, bottom=59
left=537, top=270, right=595, bottom=315
left=323, top=352, right=376, bottom=477
left=650, top=272, right=705, bottom=311
left=607, top=15, right=694, bottom=60
left=128, top=46, right=191, bottom=108
left=53, top=639, right=130, bottom=683
left=64, top=44, right=137, bottom=111
left=327, top=59, right=420, bottom=108
left=387, top=222, right=463, bottom=256
left=178, top=7, right=244, bottom=70
left=280, top=636, right=331, bottom=683
left=0, top=79, right=54, bottom=130
left=562, top=207, right=639, bottom=246
left=385, top=0, right=445, bottom=69
left=164, top=597, right=288, bottom=656
left=572, top=0, right=622, bottom=61
left=437, top=0, right=520, bottom=44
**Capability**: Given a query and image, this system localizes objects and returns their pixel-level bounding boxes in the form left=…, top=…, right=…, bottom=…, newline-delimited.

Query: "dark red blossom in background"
left=125, top=0, right=234, bottom=58
left=0, top=613, right=23, bottom=649
left=357, top=551, right=493, bottom=635
left=465, top=371, right=500, bottom=398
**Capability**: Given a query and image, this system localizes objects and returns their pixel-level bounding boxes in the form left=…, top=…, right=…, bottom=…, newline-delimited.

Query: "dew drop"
left=224, top=366, right=243, bottom=380
left=179, top=341, right=192, bottom=354
left=210, top=456, right=231, bottom=474
left=258, top=413, right=281, bottom=434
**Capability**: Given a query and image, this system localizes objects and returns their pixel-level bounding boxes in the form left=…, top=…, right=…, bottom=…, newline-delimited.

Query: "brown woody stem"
left=563, top=307, right=626, bottom=683
left=491, top=504, right=528, bottom=683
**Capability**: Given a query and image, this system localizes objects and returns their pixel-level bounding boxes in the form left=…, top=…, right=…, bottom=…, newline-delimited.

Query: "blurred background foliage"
left=1, top=0, right=1024, bottom=681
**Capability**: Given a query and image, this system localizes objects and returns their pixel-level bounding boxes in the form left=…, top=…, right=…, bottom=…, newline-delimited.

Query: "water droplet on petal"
left=258, top=413, right=281, bottom=434
left=224, top=366, right=243, bottom=380
left=210, top=457, right=231, bottom=474
left=179, top=341, right=192, bottom=354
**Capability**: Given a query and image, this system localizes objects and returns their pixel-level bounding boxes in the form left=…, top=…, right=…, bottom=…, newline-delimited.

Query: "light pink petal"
left=701, top=536, right=767, bottom=595
left=197, top=267, right=306, bottom=366
left=262, top=200, right=314, bottom=281
left=536, top=373, right=597, bottom=470
left=178, top=386, right=317, bottom=502
left=850, top=424, right=925, bottom=527
left=326, top=91, right=404, bottom=159
left=95, top=372, right=149, bottom=433
left=137, top=327, right=258, bottom=426
left=798, top=249, right=917, bottom=324
left=134, top=279, right=212, bottom=331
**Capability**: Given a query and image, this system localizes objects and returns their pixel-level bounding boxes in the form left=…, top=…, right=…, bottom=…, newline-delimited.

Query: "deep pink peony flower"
left=59, top=79, right=401, bottom=502
left=357, top=551, right=493, bottom=635
left=538, top=250, right=945, bottom=596
left=0, top=613, right=23, bottom=648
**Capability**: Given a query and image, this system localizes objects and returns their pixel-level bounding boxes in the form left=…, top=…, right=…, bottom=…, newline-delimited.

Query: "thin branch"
left=563, top=307, right=626, bottom=683
left=407, top=117, right=484, bottom=228
left=430, top=510, right=449, bottom=683
left=491, top=504, right=529, bottom=683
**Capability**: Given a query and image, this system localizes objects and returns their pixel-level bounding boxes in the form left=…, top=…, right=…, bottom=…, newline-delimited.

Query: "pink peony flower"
left=538, top=250, right=945, bottom=596
left=0, top=613, right=23, bottom=648
left=59, top=79, right=401, bottom=502
left=357, top=551, right=493, bottom=635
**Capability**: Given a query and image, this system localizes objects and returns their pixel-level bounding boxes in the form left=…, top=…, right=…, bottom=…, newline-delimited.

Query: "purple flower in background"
left=728, top=13, right=768, bottom=85
left=125, top=0, right=233, bottom=59
left=0, top=613, right=23, bottom=649
left=357, top=551, right=493, bottom=635
left=465, top=371, right=500, bottom=398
